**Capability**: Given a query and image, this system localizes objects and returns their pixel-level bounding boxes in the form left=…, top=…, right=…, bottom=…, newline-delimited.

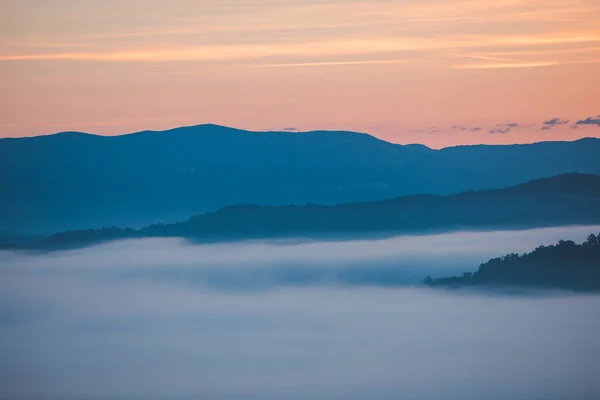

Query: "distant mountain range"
left=2, top=124, right=600, bottom=234
left=7, top=173, right=600, bottom=250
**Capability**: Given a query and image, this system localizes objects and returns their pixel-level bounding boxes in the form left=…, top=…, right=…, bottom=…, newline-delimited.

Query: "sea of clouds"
left=1, top=226, right=599, bottom=399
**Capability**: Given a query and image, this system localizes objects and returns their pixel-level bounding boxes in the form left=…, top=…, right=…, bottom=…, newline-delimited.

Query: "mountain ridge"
left=3, top=123, right=599, bottom=151
left=4, top=172, right=598, bottom=250
left=2, top=124, right=600, bottom=234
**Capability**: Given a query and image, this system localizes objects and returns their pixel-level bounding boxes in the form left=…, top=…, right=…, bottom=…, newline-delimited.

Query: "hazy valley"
left=2, top=126, right=600, bottom=400
left=2, top=227, right=600, bottom=400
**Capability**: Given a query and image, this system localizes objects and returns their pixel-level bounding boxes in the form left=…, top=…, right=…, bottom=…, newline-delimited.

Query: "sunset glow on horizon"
left=1, top=0, right=599, bottom=147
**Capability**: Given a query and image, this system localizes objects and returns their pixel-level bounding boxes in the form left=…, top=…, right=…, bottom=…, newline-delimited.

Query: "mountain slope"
left=25, top=173, right=600, bottom=249
left=2, top=124, right=600, bottom=234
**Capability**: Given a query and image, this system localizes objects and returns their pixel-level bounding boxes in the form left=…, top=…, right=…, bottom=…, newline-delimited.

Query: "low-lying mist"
left=1, top=226, right=599, bottom=399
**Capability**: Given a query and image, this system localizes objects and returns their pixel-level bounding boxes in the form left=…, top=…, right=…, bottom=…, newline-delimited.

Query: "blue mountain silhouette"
left=2, top=124, right=600, bottom=234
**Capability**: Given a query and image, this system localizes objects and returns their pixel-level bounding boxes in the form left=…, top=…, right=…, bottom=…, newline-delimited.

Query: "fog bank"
left=1, top=226, right=599, bottom=399
left=2, top=225, right=599, bottom=290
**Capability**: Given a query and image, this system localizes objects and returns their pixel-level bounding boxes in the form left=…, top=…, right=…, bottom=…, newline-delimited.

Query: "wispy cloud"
left=455, top=61, right=560, bottom=69
left=453, top=54, right=514, bottom=63
left=576, top=116, right=600, bottom=126
left=489, top=127, right=511, bottom=134
left=452, top=124, right=483, bottom=132
left=454, top=58, right=600, bottom=69
left=473, top=46, right=600, bottom=57
left=489, top=123, right=519, bottom=134
left=540, top=118, right=570, bottom=131
left=545, top=118, right=570, bottom=125
left=250, top=59, right=410, bottom=68
left=2, top=32, right=600, bottom=64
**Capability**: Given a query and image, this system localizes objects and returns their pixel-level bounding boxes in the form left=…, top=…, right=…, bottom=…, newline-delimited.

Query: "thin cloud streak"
left=453, top=54, right=514, bottom=62
left=250, top=59, right=410, bottom=68
left=2, top=33, right=600, bottom=63
left=470, top=46, right=600, bottom=57
left=455, top=61, right=560, bottom=69
left=455, top=59, right=600, bottom=69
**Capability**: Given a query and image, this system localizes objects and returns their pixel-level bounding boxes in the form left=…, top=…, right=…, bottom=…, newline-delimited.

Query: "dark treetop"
left=425, top=233, right=600, bottom=292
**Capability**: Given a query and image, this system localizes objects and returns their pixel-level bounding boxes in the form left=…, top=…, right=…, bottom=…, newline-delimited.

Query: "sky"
left=1, top=0, right=600, bottom=147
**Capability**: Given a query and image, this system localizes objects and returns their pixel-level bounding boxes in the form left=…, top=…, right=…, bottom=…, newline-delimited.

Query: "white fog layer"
left=1, top=226, right=599, bottom=399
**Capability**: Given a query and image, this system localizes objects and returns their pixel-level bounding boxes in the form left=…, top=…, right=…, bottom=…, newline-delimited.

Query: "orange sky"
left=1, top=0, right=599, bottom=148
